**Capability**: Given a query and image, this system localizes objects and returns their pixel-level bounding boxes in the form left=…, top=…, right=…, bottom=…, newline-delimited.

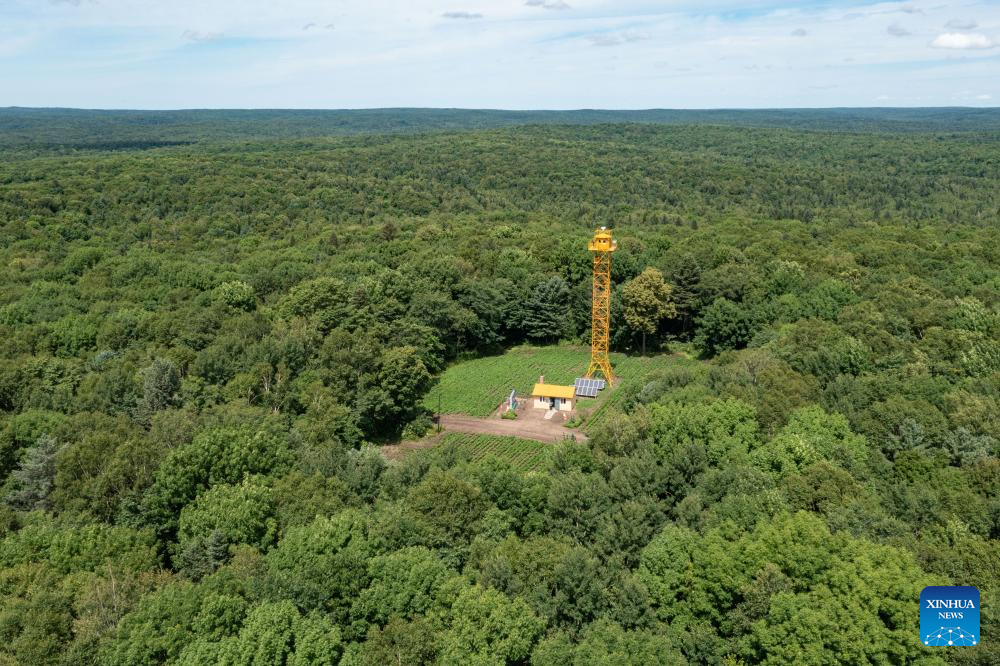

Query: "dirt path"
left=380, top=414, right=585, bottom=463
left=438, top=414, right=587, bottom=444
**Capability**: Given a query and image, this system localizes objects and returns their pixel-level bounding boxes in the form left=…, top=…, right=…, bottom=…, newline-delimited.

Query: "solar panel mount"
left=574, top=377, right=605, bottom=398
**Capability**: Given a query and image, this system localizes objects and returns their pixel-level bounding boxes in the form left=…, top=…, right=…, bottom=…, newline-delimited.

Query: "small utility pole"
left=436, top=388, right=442, bottom=433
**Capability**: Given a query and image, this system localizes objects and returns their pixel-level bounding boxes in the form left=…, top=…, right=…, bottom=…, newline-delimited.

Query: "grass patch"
left=587, top=347, right=708, bottom=429
left=438, top=433, right=549, bottom=473
left=425, top=344, right=691, bottom=418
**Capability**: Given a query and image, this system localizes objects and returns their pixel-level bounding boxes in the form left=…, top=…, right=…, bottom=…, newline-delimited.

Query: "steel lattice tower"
left=586, top=227, right=617, bottom=382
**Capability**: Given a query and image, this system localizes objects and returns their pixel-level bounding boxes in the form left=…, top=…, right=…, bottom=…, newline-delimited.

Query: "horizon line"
left=3, top=105, right=999, bottom=113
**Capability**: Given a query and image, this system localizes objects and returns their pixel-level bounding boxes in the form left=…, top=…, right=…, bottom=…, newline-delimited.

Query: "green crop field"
left=438, top=433, right=549, bottom=473
left=424, top=345, right=691, bottom=418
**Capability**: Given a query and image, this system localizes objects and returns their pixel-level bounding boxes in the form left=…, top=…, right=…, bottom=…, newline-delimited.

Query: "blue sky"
left=1, top=0, right=998, bottom=109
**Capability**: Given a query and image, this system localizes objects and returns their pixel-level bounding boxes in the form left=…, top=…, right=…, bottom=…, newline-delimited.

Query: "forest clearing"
left=423, top=345, right=698, bottom=419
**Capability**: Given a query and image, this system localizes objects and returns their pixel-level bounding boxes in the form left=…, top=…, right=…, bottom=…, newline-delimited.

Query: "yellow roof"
left=532, top=383, right=575, bottom=400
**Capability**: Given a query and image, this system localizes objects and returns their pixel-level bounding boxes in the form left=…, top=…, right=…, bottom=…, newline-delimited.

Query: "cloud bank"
left=2, top=0, right=998, bottom=108
left=930, top=33, right=996, bottom=49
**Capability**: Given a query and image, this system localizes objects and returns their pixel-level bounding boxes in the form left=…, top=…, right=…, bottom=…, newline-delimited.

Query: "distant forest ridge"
left=2, top=106, right=1000, bottom=150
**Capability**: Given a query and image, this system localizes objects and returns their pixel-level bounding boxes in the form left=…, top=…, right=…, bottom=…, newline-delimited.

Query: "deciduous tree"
left=622, top=267, right=677, bottom=354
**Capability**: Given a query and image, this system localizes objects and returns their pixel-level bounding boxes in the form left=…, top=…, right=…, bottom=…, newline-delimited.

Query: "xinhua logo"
left=921, top=586, right=980, bottom=647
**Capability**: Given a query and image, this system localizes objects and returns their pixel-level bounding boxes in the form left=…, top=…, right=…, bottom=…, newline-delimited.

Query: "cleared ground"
left=381, top=432, right=550, bottom=471
left=386, top=345, right=702, bottom=467
left=438, top=413, right=585, bottom=444
left=423, top=345, right=688, bottom=418
left=441, top=433, right=550, bottom=472
left=405, top=433, right=551, bottom=473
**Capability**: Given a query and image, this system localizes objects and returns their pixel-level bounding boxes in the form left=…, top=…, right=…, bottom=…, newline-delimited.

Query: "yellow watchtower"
left=586, top=227, right=617, bottom=382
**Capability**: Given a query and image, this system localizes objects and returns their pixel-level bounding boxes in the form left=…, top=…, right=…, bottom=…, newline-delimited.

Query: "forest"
left=4, top=106, right=1000, bottom=153
left=0, top=110, right=998, bottom=665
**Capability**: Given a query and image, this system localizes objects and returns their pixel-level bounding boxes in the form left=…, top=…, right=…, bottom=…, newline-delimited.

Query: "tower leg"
left=585, top=358, right=614, bottom=383
left=587, top=251, right=613, bottom=382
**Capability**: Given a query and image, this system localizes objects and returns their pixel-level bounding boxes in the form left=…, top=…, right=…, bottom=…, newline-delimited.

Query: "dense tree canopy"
left=0, top=112, right=997, bottom=664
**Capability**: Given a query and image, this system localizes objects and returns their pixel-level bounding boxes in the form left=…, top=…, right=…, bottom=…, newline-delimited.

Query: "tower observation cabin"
left=588, top=228, right=617, bottom=254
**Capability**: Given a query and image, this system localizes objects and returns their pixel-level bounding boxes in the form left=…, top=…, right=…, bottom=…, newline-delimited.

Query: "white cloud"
left=0, top=33, right=36, bottom=57
left=887, top=23, right=910, bottom=37
left=790, top=28, right=807, bottom=37
left=587, top=33, right=619, bottom=47
left=181, top=29, right=223, bottom=42
left=586, top=30, right=649, bottom=47
left=945, top=19, right=977, bottom=30
left=525, top=0, right=571, bottom=10
left=976, top=94, right=992, bottom=100
left=930, top=32, right=996, bottom=49
left=443, top=11, right=484, bottom=20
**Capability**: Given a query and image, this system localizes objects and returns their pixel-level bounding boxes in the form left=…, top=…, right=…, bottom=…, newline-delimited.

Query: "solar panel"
left=574, top=377, right=604, bottom=398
